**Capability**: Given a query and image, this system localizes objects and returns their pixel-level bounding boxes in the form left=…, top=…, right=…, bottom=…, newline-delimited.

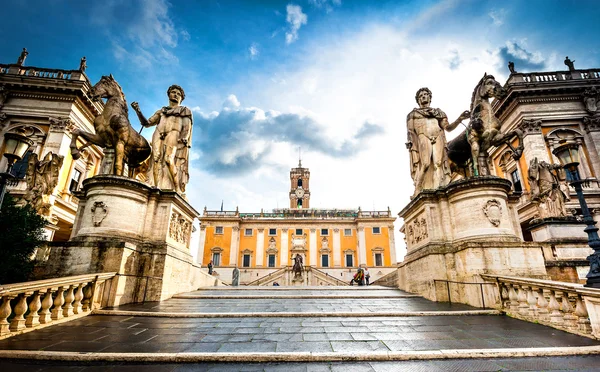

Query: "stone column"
left=309, top=229, right=317, bottom=266
left=333, top=228, right=341, bottom=267
left=195, top=226, right=206, bottom=264
left=43, top=118, right=73, bottom=157
left=229, top=226, right=240, bottom=266
left=280, top=228, right=289, bottom=267
left=388, top=224, right=397, bottom=265
left=582, top=117, right=600, bottom=177
left=256, top=228, right=265, bottom=267
left=358, top=227, right=367, bottom=267
left=519, top=119, right=550, bottom=163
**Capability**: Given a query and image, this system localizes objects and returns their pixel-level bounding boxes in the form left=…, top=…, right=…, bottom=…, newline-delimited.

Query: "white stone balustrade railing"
left=507, top=69, right=600, bottom=85
left=482, top=274, right=600, bottom=339
left=0, top=272, right=116, bottom=338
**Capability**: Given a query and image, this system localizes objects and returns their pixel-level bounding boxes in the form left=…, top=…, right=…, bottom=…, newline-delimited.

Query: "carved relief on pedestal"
left=91, top=201, right=108, bottom=226
left=168, top=211, right=192, bottom=245
left=528, top=157, right=570, bottom=219
left=406, top=216, right=428, bottom=246
left=519, top=118, right=542, bottom=136
left=483, top=199, right=502, bottom=227
left=24, top=152, right=65, bottom=216
left=583, top=116, right=600, bottom=133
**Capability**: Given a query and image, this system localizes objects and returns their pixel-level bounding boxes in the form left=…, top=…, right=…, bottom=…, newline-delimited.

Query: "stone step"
left=173, top=294, right=420, bottom=299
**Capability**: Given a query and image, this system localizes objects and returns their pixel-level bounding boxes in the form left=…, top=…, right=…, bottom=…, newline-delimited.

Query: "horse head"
left=90, top=74, right=123, bottom=101
left=479, top=73, right=506, bottom=100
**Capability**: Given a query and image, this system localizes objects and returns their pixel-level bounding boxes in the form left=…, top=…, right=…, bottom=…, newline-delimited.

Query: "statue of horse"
left=447, top=73, right=523, bottom=176
left=70, top=74, right=151, bottom=176
left=292, top=254, right=304, bottom=277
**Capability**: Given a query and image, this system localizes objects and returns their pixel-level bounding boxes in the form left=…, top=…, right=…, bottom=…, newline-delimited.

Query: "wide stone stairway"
left=2, top=286, right=600, bottom=371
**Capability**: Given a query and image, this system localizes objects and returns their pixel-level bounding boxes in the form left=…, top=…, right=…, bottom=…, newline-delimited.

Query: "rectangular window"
left=321, top=254, right=329, bottom=267
left=212, top=253, right=221, bottom=266
left=511, top=170, right=523, bottom=193
left=244, top=228, right=253, bottom=236
left=243, top=254, right=251, bottom=267
left=344, top=228, right=352, bottom=236
left=215, top=226, right=224, bottom=234
left=321, top=228, right=328, bottom=236
left=375, top=253, right=383, bottom=267
left=69, top=169, right=83, bottom=193
left=295, top=228, right=303, bottom=235
left=268, top=254, right=276, bottom=268
left=373, top=227, right=381, bottom=234
left=269, top=228, right=277, bottom=236
left=345, top=254, right=353, bottom=267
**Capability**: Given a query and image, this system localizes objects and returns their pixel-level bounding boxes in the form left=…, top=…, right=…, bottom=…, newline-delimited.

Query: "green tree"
left=0, top=194, right=47, bottom=284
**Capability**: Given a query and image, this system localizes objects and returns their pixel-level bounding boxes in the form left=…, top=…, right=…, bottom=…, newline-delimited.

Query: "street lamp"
left=552, top=138, right=600, bottom=288
left=0, top=132, right=34, bottom=210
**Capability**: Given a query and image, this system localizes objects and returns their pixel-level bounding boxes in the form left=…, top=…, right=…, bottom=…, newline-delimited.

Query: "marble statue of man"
left=232, top=267, right=240, bottom=286
left=406, top=88, right=469, bottom=196
left=132, top=85, right=193, bottom=194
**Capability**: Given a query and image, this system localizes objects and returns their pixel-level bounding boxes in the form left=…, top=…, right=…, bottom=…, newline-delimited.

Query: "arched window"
left=297, top=178, right=303, bottom=187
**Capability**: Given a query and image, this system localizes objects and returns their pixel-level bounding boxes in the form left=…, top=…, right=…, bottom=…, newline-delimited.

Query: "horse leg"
left=70, top=129, right=105, bottom=160
left=115, top=141, right=125, bottom=176
left=470, top=140, right=480, bottom=176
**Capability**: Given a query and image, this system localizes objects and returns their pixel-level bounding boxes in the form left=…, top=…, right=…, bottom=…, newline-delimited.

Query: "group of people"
left=349, top=267, right=370, bottom=286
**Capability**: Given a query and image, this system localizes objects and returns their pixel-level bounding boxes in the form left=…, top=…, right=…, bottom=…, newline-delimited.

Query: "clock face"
left=295, top=188, right=305, bottom=198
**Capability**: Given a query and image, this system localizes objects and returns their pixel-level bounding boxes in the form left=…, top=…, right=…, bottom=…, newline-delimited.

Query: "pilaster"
left=582, top=116, right=600, bottom=177
left=388, top=224, right=397, bottom=265
left=256, top=228, right=265, bottom=267
left=357, top=227, right=367, bottom=267
left=309, top=228, right=317, bottom=266
left=196, top=226, right=206, bottom=264
left=280, top=228, right=289, bottom=267
left=229, top=226, right=240, bottom=266
left=519, top=119, right=550, bottom=163
left=332, top=228, right=341, bottom=267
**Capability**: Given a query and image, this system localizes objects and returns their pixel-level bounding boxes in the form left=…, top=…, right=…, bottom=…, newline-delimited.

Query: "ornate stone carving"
left=232, top=226, right=239, bottom=232
left=519, top=119, right=542, bottom=136
left=49, top=117, right=75, bottom=133
left=282, top=228, right=288, bottom=232
left=268, top=237, right=277, bottom=250
left=406, top=217, right=428, bottom=245
left=321, top=236, right=329, bottom=249
left=0, top=112, right=7, bottom=131
left=483, top=199, right=502, bottom=227
left=91, top=201, right=108, bottom=227
left=23, top=152, right=65, bottom=216
left=0, top=84, right=8, bottom=108
left=168, top=211, right=192, bottom=245
left=583, top=116, right=600, bottom=133
left=528, top=157, right=570, bottom=219
left=583, top=87, right=599, bottom=115
left=333, top=228, right=340, bottom=233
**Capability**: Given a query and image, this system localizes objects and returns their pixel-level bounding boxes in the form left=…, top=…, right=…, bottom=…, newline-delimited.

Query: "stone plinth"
left=33, top=175, right=214, bottom=306
left=397, top=177, right=548, bottom=307
left=527, top=218, right=588, bottom=242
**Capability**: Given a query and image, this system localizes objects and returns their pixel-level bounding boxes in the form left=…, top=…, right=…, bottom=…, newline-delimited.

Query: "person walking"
left=364, top=268, right=371, bottom=285
left=350, top=268, right=364, bottom=286
left=208, top=260, right=213, bottom=275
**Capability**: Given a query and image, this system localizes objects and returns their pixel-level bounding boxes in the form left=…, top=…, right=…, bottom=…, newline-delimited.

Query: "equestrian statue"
left=447, top=73, right=524, bottom=177
left=70, top=74, right=151, bottom=177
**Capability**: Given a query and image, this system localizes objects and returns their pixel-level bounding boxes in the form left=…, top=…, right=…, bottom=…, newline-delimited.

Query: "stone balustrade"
left=0, top=63, right=84, bottom=81
left=482, top=274, right=600, bottom=339
left=0, top=273, right=116, bottom=338
left=507, top=69, right=600, bottom=85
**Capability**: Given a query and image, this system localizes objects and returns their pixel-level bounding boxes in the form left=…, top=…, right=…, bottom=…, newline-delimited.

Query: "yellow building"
left=197, top=162, right=397, bottom=285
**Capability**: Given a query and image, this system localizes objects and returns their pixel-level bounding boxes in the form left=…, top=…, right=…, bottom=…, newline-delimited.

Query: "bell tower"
left=289, top=159, right=310, bottom=209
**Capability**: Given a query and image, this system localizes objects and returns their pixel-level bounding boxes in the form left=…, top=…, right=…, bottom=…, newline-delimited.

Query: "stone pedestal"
left=33, top=175, right=208, bottom=306
left=398, top=177, right=548, bottom=307
left=528, top=218, right=588, bottom=242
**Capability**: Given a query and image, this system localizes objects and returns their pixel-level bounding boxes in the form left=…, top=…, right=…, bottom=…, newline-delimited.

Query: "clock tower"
left=290, top=160, right=310, bottom=209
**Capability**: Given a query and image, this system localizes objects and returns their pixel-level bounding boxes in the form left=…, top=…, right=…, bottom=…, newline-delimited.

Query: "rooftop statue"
left=70, top=74, right=151, bottom=176
left=447, top=73, right=524, bottom=177
left=406, top=88, right=470, bottom=196
left=16, top=48, right=28, bottom=66
left=132, top=85, right=193, bottom=195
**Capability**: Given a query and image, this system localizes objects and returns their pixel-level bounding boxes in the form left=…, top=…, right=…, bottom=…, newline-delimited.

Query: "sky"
left=1, top=0, right=599, bottom=261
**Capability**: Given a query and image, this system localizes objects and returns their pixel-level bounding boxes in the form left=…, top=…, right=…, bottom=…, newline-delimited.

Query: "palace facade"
left=197, top=162, right=398, bottom=285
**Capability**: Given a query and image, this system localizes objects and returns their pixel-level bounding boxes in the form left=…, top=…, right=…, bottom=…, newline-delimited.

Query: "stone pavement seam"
left=92, top=310, right=502, bottom=318
left=2, top=345, right=600, bottom=362
left=173, top=295, right=420, bottom=299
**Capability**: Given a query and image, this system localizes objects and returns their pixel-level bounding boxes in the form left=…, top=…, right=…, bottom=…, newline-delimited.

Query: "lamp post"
left=0, top=132, right=34, bottom=210
left=552, top=138, right=600, bottom=288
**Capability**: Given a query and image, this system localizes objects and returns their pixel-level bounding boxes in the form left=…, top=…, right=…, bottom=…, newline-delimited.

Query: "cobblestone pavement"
left=3, top=356, right=600, bottom=371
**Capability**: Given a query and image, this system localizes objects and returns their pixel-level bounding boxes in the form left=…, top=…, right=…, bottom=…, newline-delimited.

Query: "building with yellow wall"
left=197, top=162, right=397, bottom=285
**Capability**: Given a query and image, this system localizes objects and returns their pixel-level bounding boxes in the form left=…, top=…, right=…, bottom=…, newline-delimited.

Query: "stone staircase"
left=245, top=266, right=349, bottom=286
left=1, top=286, right=600, bottom=370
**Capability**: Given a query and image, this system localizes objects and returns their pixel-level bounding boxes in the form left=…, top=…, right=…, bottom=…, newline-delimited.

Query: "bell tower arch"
left=290, top=159, right=310, bottom=209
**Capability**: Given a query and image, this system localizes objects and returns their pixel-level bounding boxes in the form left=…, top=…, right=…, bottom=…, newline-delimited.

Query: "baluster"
left=536, top=288, right=549, bottom=322
left=0, top=296, right=14, bottom=335
left=548, top=290, right=563, bottom=325
left=72, top=283, right=84, bottom=314
left=561, top=292, right=577, bottom=330
left=51, top=287, right=65, bottom=320
left=574, top=295, right=592, bottom=334
left=62, top=285, right=75, bottom=317
left=526, top=286, right=538, bottom=318
left=81, top=283, right=93, bottom=312
left=517, top=286, right=529, bottom=316
left=25, top=291, right=42, bottom=327
left=500, top=284, right=510, bottom=309
left=508, top=285, right=519, bottom=312
left=9, top=293, right=29, bottom=332
left=39, top=289, right=54, bottom=324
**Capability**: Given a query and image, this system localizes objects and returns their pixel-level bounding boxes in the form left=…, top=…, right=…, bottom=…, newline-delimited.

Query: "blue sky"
left=2, top=0, right=599, bottom=259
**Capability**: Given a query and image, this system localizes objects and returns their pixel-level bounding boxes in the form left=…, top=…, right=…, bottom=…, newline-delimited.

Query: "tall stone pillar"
left=256, top=228, right=265, bottom=267
left=229, top=226, right=240, bottom=266
left=280, top=229, right=289, bottom=267
left=196, top=226, right=206, bottom=264
left=583, top=117, right=600, bottom=177
left=309, top=229, right=317, bottom=266
left=519, top=119, right=550, bottom=163
left=333, top=228, right=341, bottom=267
left=43, top=118, right=73, bottom=156
left=357, top=227, right=367, bottom=267
left=388, top=224, right=397, bottom=265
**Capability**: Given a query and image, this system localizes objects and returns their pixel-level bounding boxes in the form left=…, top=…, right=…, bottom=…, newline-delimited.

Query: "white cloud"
left=488, top=8, right=507, bottom=26
left=309, top=0, right=342, bottom=13
left=285, top=4, right=308, bottom=44
left=249, top=43, right=260, bottom=59
left=180, top=30, right=191, bottom=41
